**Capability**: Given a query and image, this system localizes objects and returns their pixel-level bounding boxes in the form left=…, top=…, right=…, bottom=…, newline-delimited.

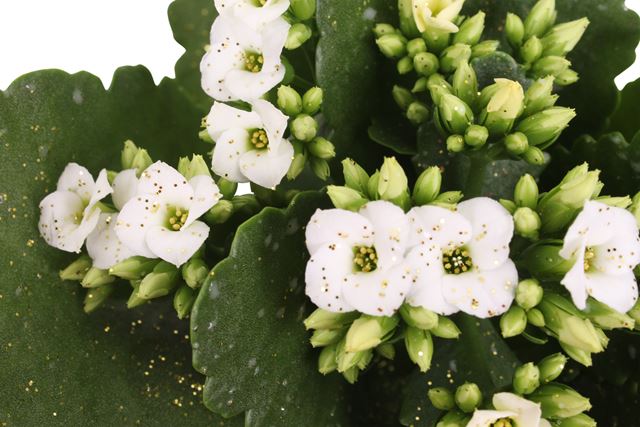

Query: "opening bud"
left=524, top=76, right=558, bottom=117
left=327, top=186, right=368, bottom=212
left=345, top=315, right=398, bottom=352
left=342, top=158, right=370, bottom=194
left=532, top=56, right=571, bottom=78
left=542, top=18, right=590, bottom=57
left=378, top=157, right=409, bottom=201
left=413, top=166, right=442, bottom=206
left=524, top=0, right=557, bottom=39
left=583, top=298, right=635, bottom=330
left=439, top=44, right=472, bottom=74
left=556, top=69, right=580, bottom=86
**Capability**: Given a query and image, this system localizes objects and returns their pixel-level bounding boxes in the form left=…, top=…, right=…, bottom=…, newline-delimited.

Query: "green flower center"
left=250, top=128, right=269, bottom=149
left=250, top=0, right=267, bottom=5
left=72, top=210, right=84, bottom=225
left=442, top=247, right=473, bottom=274
left=491, top=418, right=514, bottom=427
left=244, top=51, right=264, bottom=73
left=167, top=206, right=189, bottom=231
left=583, top=246, right=596, bottom=272
left=353, top=245, right=378, bottom=273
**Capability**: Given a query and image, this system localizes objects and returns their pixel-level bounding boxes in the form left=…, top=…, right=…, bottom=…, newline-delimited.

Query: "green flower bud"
left=398, top=0, right=421, bottom=38
left=131, top=149, right=153, bottom=176
left=524, top=76, right=558, bottom=117
left=308, top=137, right=335, bottom=160
left=335, top=339, right=370, bottom=372
left=500, top=199, right=517, bottom=214
left=427, top=73, right=453, bottom=104
left=311, top=328, right=346, bottom=348
left=521, top=35, right=543, bottom=64
left=290, top=0, right=316, bottom=21
left=83, top=284, right=115, bottom=314
left=506, top=13, right=525, bottom=47
left=527, top=308, right=546, bottom=327
left=310, top=157, right=330, bottom=181
left=436, top=411, right=470, bottom=427
left=514, top=207, right=542, bottom=239
left=520, top=244, right=574, bottom=281
left=556, top=69, right=580, bottom=86
left=121, top=140, right=138, bottom=170
left=435, top=191, right=463, bottom=204
left=342, top=367, right=360, bottom=384
left=277, top=85, right=303, bottom=116
left=137, top=261, right=180, bottom=300
left=524, top=0, right=557, bottom=39
left=464, top=125, right=489, bottom=148
left=368, top=171, right=381, bottom=201
left=538, top=352, right=567, bottom=383
left=532, top=56, right=571, bottom=78
left=414, top=52, right=440, bottom=77
left=291, top=114, right=317, bottom=141
left=287, top=142, right=307, bottom=181
left=179, top=154, right=210, bottom=179
left=505, top=132, right=529, bottom=155
left=342, top=158, right=370, bottom=194
left=513, top=362, right=541, bottom=395
left=561, top=342, right=593, bottom=367
left=173, top=284, right=196, bottom=319
left=109, top=256, right=159, bottom=281
left=529, top=383, right=591, bottom=419
left=538, top=297, right=604, bottom=353
left=376, top=33, right=407, bottom=58
left=327, top=185, right=368, bottom=212
left=379, top=157, right=409, bottom=201
left=453, top=12, right=485, bottom=45
left=518, top=107, right=576, bottom=148
left=198, top=127, right=214, bottom=144
left=413, top=166, right=442, bottom=205
left=556, top=414, right=597, bottom=427
left=594, top=195, right=632, bottom=209
left=181, top=258, right=209, bottom=289
left=514, top=174, right=539, bottom=209
left=127, top=280, right=147, bottom=309
left=407, top=38, right=428, bottom=58
left=318, top=343, right=338, bottom=374
left=392, top=85, right=414, bottom=111
left=376, top=343, right=396, bottom=360
left=438, top=94, right=474, bottom=134
left=583, top=298, right=635, bottom=330
left=453, top=61, right=478, bottom=107
left=482, top=79, right=524, bottom=135
left=440, top=44, right=472, bottom=74
left=500, top=306, right=528, bottom=338
left=59, top=254, right=92, bottom=281
left=446, top=135, right=465, bottom=153
left=231, top=194, right=260, bottom=215
left=405, top=327, right=433, bottom=372
left=471, top=40, right=499, bottom=58
left=357, top=349, right=374, bottom=371
left=397, top=56, right=414, bottom=75
left=455, top=382, right=482, bottom=413
left=81, top=267, right=115, bottom=289
left=412, top=77, right=429, bottom=93
left=407, top=101, right=431, bottom=125
left=285, top=23, right=312, bottom=50
left=304, top=308, right=359, bottom=330
left=542, top=18, right=590, bottom=56
left=431, top=316, right=461, bottom=339
left=217, top=178, right=237, bottom=200
left=302, top=87, right=324, bottom=115
left=400, top=304, right=439, bottom=330
left=516, top=279, right=544, bottom=310
left=428, top=387, right=455, bottom=411
left=205, top=199, right=234, bottom=224
left=373, top=23, right=396, bottom=38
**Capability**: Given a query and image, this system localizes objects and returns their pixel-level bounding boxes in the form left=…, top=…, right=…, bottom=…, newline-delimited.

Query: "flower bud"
left=412, top=77, right=429, bottom=93
left=83, top=284, right=115, bottom=313
left=514, top=207, right=542, bottom=239
left=181, top=258, right=209, bottom=289
left=379, top=157, right=409, bottom=200
left=527, top=308, right=546, bottom=327
left=524, top=0, right=557, bottom=39
left=453, top=61, right=478, bottom=107
left=529, top=383, right=591, bottom=419
left=285, top=22, right=312, bottom=50
left=437, top=411, right=470, bottom=427
left=516, top=279, right=544, bottom=310
left=342, top=158, right=370, bottom=194
left=413, top=166, right=442, bottom=205
left=231, top=194, right=260, bottom=215
left=173, top=284, right=196, bottom=319
left=81, top=267, right=115, bottom=289
left=520, top=244, right=574, bottom=281
left=373, top=23, right=396, bottom=38
left=505, top=132, right=529, bottom=155
left=594, top=196, right=632, bottom=209
left=342, top=367, right=359, bottom=384
left=513, top=362, right=541, bottom=395
left=318, top=343, right=338, bottom=374
left=287, top=142, right=307, bottom=181
left=291, top=114, right=318, bottom=141
left=368, top=171, right=380, bottom=201
left=397, top=56, right=414, bottom=75
left=500, top=199, right=517, bottom=214
left=308, top=137, right=335, bottom=160
left=392, top=85, right=414, bottom=111
left=524, top=76, right=558, bottom=117
left=446, top=135, right=465, bottom=153
left=400, top=304, right=439, bottom=330
left=538, top=352, right=567, bottom=383
left=376, top=33, right=407, bottom=58
left=514, top=174, right=539, bottom=209
left=556, top=414, right=597, bottom=427
left=108, top=256, right=159, bottom=281
left=127, top=280, right=147, bottom=309
left=435, top=191, right=464, bottom=204
left=427, top=73, right=453, bottom=104
left=290, top=0, right=316, bottom=21
left=453, top=12, right=485, bottom=45
left=455, top=382, right=482, bottom=413
left=405, top=327, right=433, bottom=372
left=311, top=328, right=346, bottom=348
left=302, top=87, right=323, bottom=115
left=440, top=44, right=472, bottom=74
left=483, top=79, right=524, bottom=135
left=583, top=298, right=635, bottom=330
left=216, top=178, right=237, bottom=200
left=428, top=387, right=455, bottom=410
left=521, top=36, right=543, bottom=64
left=431, top=316, right=461, bottom=339
left=277, top=85, right=302, bottom=116
left=471, top=40, right=499, bottom=58
left=561, top=342, right=593, bottom=367
left=121, top=140, right=138, bottom=170
left=414, top=52, right=440, bottom=77
left=179, top=155, right=210, bottom=179
left=304, top=308, right=359, bottom=330
left=407, top=38, right=427, bottom=58
left=310, top=157, right=330, bottom=181
left=506, top=13, right=525, bottom=47
left=137, top=261, right=180, bottom=300
left=517, top=107, right=576, bottom=148
left=407, top=101, right=431, bottom=125
left=556, top=69, right=580, bottom=86
left=398, top=0, right=421, bottom=38
left=59, top=254, right=92, bottom=281
left=335, top=339, right=370, bottom=372
left=327, top=186, right=368, bottom=212
left=538, top=297, right=604, bottom=353
left=542, top=18, right=590, bottom=56
left=500, top=306, right=527, bottom=338
left=205, top=199, right=234, bottom=224
left=438, top=94, right=474, bottom=134
left=376, top=343, right=396, bottom=360
left=131, top=149, right=153, bottom=176
left=532, top=56, right=571, bottom=78
left=464, top=125, right=489, bottom=148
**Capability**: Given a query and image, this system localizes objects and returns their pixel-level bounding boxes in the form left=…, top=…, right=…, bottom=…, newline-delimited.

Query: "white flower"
left=305, top=201, right=413, bottom=316
left=412, top=0, right=465, bottom=34
left=468, top=393, right=551, bottom=427
left=405, top=198, right=518, bottom=318
left=115, top=162, right=222, bottom=267
left=201, top=14, right=289, bottom=102
left=214, top=0, right=290, bottom=29
left=39, top=163, right=112, bottom=253
left=486, top=79, right=525, bottom=120
left=86, top=170, right=138, bottom=269
left=559, top=200, right=640, bottom=313
left=207, top=99, right=293, bottom=189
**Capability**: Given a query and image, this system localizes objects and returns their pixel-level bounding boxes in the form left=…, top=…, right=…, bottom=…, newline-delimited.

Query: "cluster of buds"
left=284, top=0, right=317, bottom=50
left=506, top=0, right=589, bottom=85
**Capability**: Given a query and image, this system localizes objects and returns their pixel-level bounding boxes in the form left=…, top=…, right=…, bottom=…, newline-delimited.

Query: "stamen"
left=492, top=419, right=514, bottom=427
left=353, top=245, right=378, bottom=273
left=250, top=129, right=269, bottom=149
left=442, top=247, right=473, bottom=275
left=583, top=247, right=596, bottom=272
left=244, top=51, right=265, bottom=73
left=167, top=207, right=190, bottom=231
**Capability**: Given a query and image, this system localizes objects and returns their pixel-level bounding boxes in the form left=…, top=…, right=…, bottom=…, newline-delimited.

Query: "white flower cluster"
left=202, top=0, right=294, bottom=189
left=305, top=198, right=518, bottom=318
left=468, top=392, right=551, bottom=427
left=39, top=162, right=221, bottom=268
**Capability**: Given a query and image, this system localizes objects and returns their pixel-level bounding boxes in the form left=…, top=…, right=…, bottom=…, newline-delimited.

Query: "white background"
left=0, top=0, right=638, bottom=90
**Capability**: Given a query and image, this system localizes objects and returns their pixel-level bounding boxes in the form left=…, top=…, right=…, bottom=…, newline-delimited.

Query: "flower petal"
left=184, top=175, right=222, bottom=227
left=112, top=169, right=139, bottom=211
left=115, top=196, right=166, bottom=259
left=56, top=163, right=95, bottom=202
left=145, top=221, right=210, bottom=267
left=342, top=264, right=413, bottom=316
left=561, top=251, right=589, bottom=310
left=493, top=392, right=542, bottom=427
left=239, top=138, right=293, bottom=188
left=200, top=44, right=245, bottom=102
left=443, top=260, right=518, bottom=318
left=252, top=99, right=288, bottom=152
left=407, top=205, right=471, bottom=251
left=466, top=410, right=516, bottom=427
left=591, top=207, right=640, bottom=275
left=225, top=65, right=286, bottom=103
left=206, top=101, right=262, bottom=141
left=359, top=201, right=410, bottom=270
left=585, top=271, right=639, bottom=313
left=211, top=128, right=253, bottom=182
left=86, top=213, right=136, bottom=269
left=560, top=201, right=618, bottom=260
left=305, top=245, right=355, bottom=313
left=437, top=0, right=465, bottom=22
left=231, top=0, right=290, bottom=29
left=305, top=209, right=374, bottom=255
left=458, top=197, right=514, bottom=270
left=138, top=161, right=194, bottom=207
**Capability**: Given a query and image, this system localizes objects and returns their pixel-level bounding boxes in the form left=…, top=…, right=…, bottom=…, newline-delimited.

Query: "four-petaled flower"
left=207, top=99, right=293, bottom=189
left=468, top=393, right=551, bottom=427
left=214, top=0, right=290, bottom=29
left=115, top=162, right=222, bottom=267
left=305, top=201, right=413, bottom=316
left=201, top=14, right=289, bottom=102
left=559, top=200, right=640, bottom=313
left=412, top=0, right=465, bottom=34
left=405, top=198, right=518, bottom=318
left=39, top=163, right=112, bottom=253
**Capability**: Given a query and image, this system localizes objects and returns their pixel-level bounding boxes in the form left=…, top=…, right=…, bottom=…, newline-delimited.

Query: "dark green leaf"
left=608, top=77, right=640, bottom=141
left=471, top=52, right=530, bottom=89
